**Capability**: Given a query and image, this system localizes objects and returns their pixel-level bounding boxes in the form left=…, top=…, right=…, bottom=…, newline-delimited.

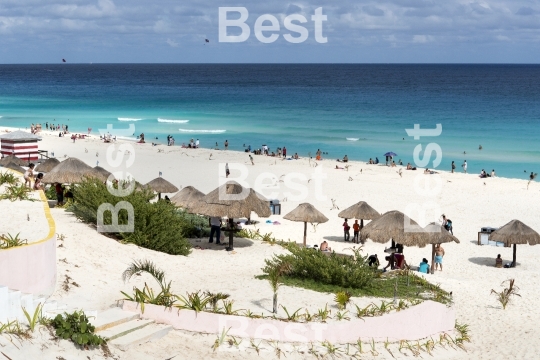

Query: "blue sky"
left=0, top=0, right=539, bottom=63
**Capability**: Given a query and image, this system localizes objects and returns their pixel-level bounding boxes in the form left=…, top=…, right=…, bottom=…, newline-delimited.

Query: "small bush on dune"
left=68, top=178, right=191, bottom=256
left=263, top=243, right=375, bottom=289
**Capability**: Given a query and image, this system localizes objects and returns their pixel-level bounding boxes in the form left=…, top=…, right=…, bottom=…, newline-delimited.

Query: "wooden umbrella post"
left=227, top=218, right=234, bottom=251
left=512, top=243, right=517, bottom=267
left=431, top=244, right=435, bottom=274
left=303, top=221, right=307, bottom=247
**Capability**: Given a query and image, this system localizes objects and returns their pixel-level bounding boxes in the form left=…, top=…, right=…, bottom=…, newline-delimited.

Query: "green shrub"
left=51, top=310, right=105, bottom=347
left=0, top=171, right=18, bottom=186
left=262, top=243, right=375, bottom=289
left=68, top=178, right=191, bottom=256
left=45, top=185, right=57, bottom=200
left=0, top=233, right=28, bottom=249
left=1, top=183, right=35, bottom=202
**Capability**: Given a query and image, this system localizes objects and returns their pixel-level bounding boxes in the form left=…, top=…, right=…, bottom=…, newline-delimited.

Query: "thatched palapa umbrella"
left=489, top=220, right=540, bottom=267
left=94, top=166, right=113, bottom=180
left=144, top=176, right=179, bottom=200
left=35, top=158, right=60, bottom=173
left=42, top=157, right=106, bottom=184
left=191, top=181, right=270, bottom=251
left=359, top=210, right=429, bottom=249
left=424, top=223, right=460, bottom=274
left=3, top=161, right=26, bottom=174
left=283, top=203, right=329, bottom=247
left=170, top=186, right=205, bottom=211
left=0, top=155, right=26, bottom=167
left=338, top=201, right=380, bottom=242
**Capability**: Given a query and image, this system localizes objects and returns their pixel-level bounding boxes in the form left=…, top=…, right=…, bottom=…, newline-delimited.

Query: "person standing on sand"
left=434, top=244, right=445, bottom=271
left=451, top=161, right=456, bottom=173
left=225, top=163, right=230, bottom=178
left=283, top=146, right=287, bottom=158
left=342, top=219, right=350, bottom=242
left=24, top=164, right=35, bottom=188
left=209, top=217, right=222, bottom=244
left=249, top=154, right=254, bottom=165
left=224, top=140, right=229, bottom=150
left=462, top=160, right=467, bottom=173
left=491, top=169, right=496, bottom=177
left=353, top=220, right=360, bottom=243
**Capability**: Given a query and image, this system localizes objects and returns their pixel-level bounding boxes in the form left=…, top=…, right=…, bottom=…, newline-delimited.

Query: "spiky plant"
left=334, top=291, right=352, bottom=310
left=491, top=278, right=521, bottom=309
left=121, top=259, right=176, bottom=307
left=266, top=261, right=292, bottom=313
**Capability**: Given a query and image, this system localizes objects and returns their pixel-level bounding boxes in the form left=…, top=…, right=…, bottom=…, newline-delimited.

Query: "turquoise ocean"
left=0, top=64, right=538, bottom=179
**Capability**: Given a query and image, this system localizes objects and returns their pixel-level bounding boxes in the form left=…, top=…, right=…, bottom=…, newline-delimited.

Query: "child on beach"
left=24, top=163, right=35, bottom=188
left=33, top=173, right=44, bottom=191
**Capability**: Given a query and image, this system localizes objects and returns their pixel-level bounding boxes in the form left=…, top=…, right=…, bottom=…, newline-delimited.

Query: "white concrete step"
left=97, top=319, right=154, bottom=341
left=0, top=286, right=8, bottom=322
left=93, top=308, right=140, bottom=332
left=7, top=290, right=21, bottom=320
left=110, top=323, right=173, bottom=351
left=44, top=309, right=98, bottom=320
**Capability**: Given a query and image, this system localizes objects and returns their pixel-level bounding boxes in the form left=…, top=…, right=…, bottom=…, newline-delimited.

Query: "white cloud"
left=166, top=38, right=178, bottom=47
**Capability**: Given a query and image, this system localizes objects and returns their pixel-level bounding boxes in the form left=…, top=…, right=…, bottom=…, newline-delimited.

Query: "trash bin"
left=270, top=200, right=281, bottom=215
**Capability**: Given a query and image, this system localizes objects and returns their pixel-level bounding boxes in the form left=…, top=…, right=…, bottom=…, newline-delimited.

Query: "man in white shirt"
left=209, top=216, right=222, bottom=244
left=195, top=139, right=200, bottom=148
left=462, top=160, right=467, bottom=173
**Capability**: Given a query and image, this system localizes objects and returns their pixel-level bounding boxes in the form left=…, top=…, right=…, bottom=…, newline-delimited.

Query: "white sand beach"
left=1, top=126, right=540, bottom=359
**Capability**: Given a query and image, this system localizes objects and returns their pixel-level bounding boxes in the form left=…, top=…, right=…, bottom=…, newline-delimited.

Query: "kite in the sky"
left=62, top=59, right=66, bottom=62
left=204, top=39, right=209, bottom=45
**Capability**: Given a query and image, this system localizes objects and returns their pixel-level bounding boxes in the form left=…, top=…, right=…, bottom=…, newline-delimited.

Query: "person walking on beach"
left=209, top=217, right=222, bottom=244
left=451, top=161, right=456, bottom=173
left=462, top=160, right=467, bottom=173
left=353, top=220, right=360, bottom=243
left=434, top=244, right=445, bottom=271
left=224, top=140, right=229, bottom=150
left=283, top=146, right=287, bottom=158
left=249, top=154, right=254, bottom=165
left=342, top=219, right=350, bottom=242
left=55, top=182, right=64, bottom=206
left=225, top=163, right=230, bottom=178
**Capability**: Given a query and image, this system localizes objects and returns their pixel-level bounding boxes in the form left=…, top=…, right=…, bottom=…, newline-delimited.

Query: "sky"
left=0, top=0, right=539, bottom=63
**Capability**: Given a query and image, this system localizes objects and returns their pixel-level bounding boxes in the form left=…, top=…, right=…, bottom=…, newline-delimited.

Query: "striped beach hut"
left=0, top=130, right=41, bottom=162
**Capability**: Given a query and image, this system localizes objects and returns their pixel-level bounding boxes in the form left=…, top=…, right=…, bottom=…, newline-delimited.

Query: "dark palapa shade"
left=359, top=210, right=430, bottom=247
left=489, top=219, right=540, bottom=267
left=144, top=177, right=179, bottom=194
left=3, top=161, right=26, bottom=173
left=283, top=203, right=329, bottom=247
left=424, top=222, right=460, bottom=274
left=170, top=186, right=205, bottom=210
left=94, top=166, right=113, bottom=179
left=35, top=158, right=60, bottom=173
left=42, top=157, right=106, bottom=184
left=192, top=181, right=271, bottom=250
left=338, top=201, right=380, bottom=220
left=0, top=155, right=27, bottom=166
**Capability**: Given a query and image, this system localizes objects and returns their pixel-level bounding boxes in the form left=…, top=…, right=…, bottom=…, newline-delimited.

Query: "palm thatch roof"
left=283, top=203, right=329, bottom=224
left=0, top=155, right=27, bottom=166
left=0, top=130, right=41, bottom=141
left=3, top=161, right=26, bottom=173
left=191, top=181, right=270, bottom=218
left=338, top=201, right=380, bottom=220
left=35, top=158, right=60, bottom=173
left=42, top=157, right=106, bottom=184
left=144, top=177, right=179, bottom=194
left=359, top=210, right=430, bottom=247
left=489, top=220, right=540, bottom=245
left=424, top=223, right=460, bottom=244
left=94, top=166, right=113, bottom=179
left=170, top=186, right=205, bottom=210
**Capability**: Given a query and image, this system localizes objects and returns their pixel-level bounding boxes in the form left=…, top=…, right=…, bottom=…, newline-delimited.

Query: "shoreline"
left=1, top=125, right=534, bottom=184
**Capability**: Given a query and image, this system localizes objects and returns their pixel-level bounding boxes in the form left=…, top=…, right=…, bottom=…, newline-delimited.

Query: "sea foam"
left=346, top=138, right=359, bottom=141
left=158, top=118, right=190, bottom=123
left=178, top=129, right=226, bottom=133
left=118, top=117, right=143, bottom=121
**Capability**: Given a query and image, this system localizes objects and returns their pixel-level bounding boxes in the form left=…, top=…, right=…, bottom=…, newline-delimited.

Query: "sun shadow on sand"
left=469, top=257, right=520, bottom=267
left=187, top=237, right=254, bottom=250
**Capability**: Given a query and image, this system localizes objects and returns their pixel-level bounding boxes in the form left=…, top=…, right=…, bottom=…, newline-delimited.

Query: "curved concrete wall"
left=123, top=300, right=455, bottom=343
left=0, top=190, right=57, bottom=297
